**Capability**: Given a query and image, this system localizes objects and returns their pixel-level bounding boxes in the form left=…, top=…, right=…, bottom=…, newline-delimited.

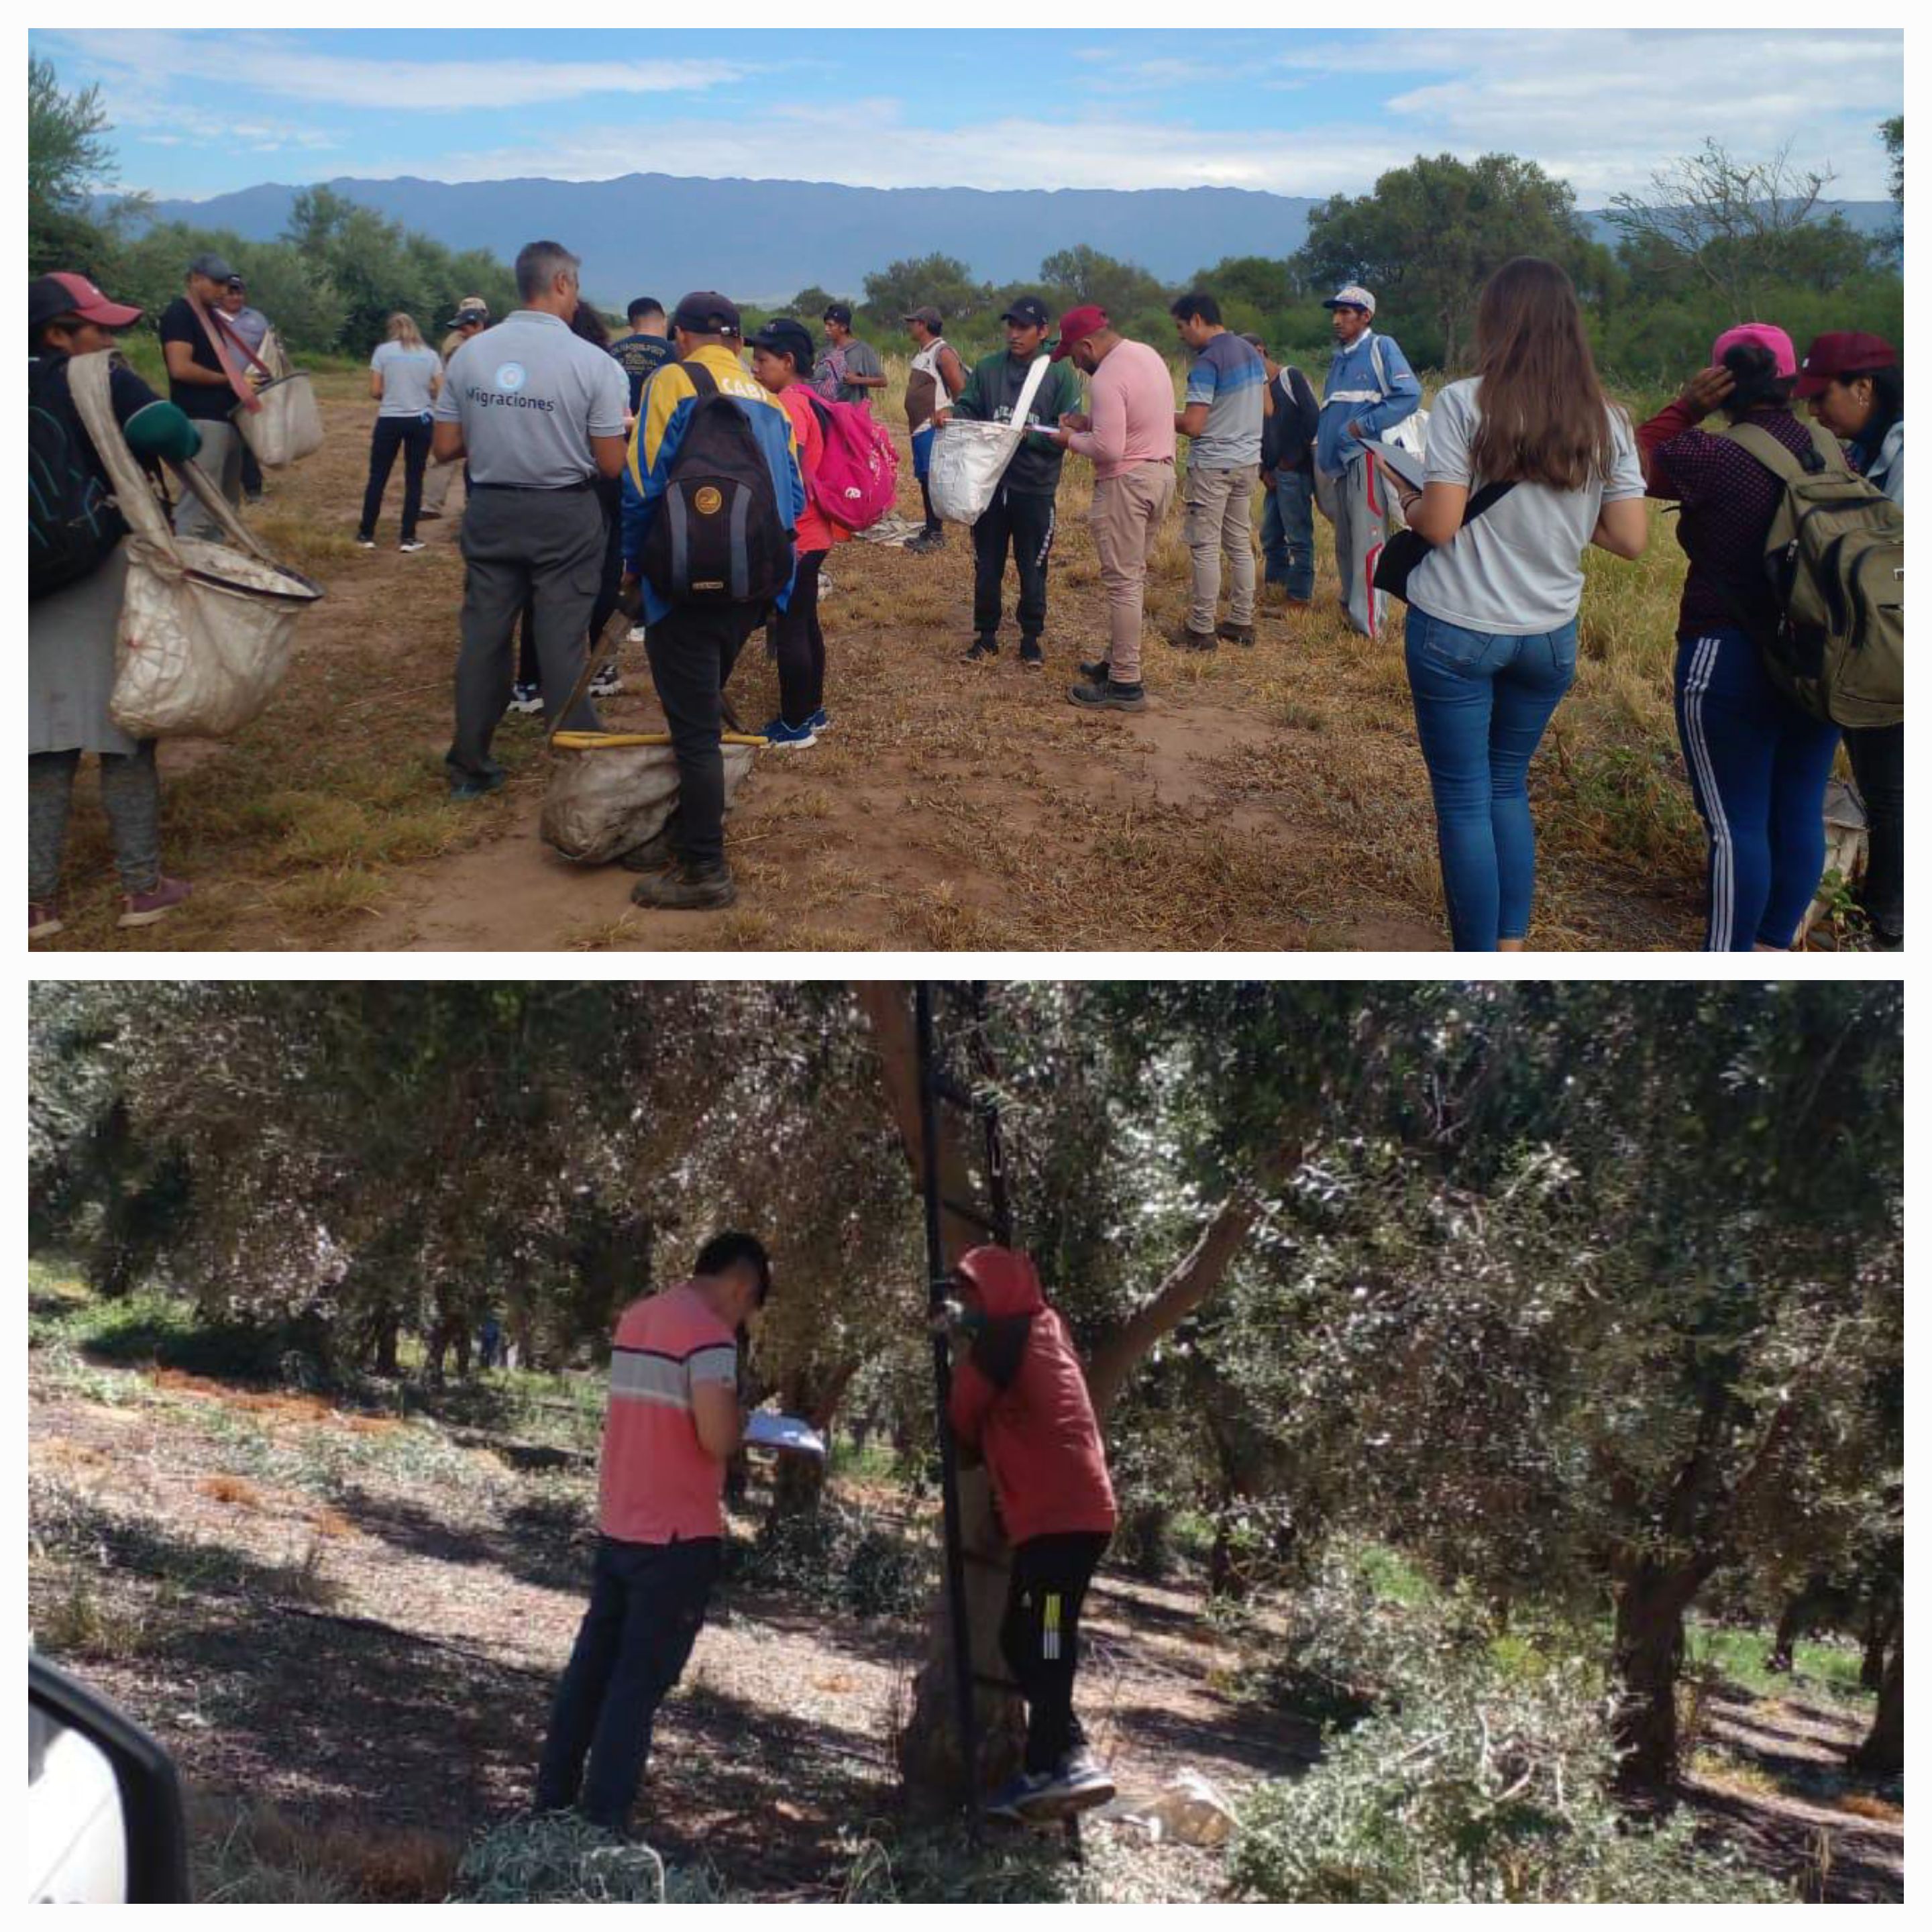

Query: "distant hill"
left=109, top=172, right=1898, bottom=305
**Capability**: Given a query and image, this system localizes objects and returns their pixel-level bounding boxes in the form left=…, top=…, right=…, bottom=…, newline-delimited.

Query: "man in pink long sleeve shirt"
left=1047, top=305, right=1177, bottom=712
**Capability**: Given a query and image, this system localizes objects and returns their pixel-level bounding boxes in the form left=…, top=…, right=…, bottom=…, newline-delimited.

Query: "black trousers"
left=972, top=486, right=1056, bottom=642
left=358, top=415, right=431, bottom=541
left=1846, top=722, right=1902, bottom=943
left=239, top=439, right=264, bottom=499
left=1000, top=1530, right=1110, bottom=1775
left=771, top=550, right=826, bottom=725
left=521, top=476, right=624, bottom=688
left=535, top=1535, right=721, bottom=1831
left=643, top=601, right=763, bottom=870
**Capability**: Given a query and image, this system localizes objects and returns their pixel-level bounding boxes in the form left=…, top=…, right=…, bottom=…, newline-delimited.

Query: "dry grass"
left=191, top=1790, right=462, bottom=1904
left=32, top=363, right=1813, bottom=953
left=197, top=1473, right=264, bottom=1509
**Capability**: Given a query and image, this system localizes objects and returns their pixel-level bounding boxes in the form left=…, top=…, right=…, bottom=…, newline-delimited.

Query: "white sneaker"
left=626, top=625, right=647, bottom=644
left=506, top=682, right=543, bottom=716
left=589, top=665, right=623, bottom=698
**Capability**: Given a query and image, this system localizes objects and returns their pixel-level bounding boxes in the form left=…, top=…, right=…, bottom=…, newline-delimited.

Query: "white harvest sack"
left=926, top=355, right=1053, bottom=527
left=237, top=372, right=325, bottom=470
left=67, top=351, right=323, bottom=739
left=542, top=738, right=757, bottom=865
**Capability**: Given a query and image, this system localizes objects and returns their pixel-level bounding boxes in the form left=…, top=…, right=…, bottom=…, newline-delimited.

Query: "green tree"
left=860, top=252, right=994, bottom=335
left=28, top=54, right=131, bottom=276
left=1295, top=152, right=1589, bottom=369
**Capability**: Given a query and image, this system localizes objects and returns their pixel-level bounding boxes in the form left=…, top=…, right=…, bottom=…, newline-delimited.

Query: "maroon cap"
left=1050, top=303, right=1110, bottom=362
left=1795, top=331, right=1898, bottom=398
left=29, top=272, right=143, bottom=333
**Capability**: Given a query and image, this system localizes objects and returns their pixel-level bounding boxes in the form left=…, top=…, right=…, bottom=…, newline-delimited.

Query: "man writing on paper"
left=535, top=1231, right=773, bottom=1837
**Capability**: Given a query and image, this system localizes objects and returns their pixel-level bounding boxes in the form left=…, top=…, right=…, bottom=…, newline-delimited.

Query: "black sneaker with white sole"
left=963, top=635, right=1000, bottom=662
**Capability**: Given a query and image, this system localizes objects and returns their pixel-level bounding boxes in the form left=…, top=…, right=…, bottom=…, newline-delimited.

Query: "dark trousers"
left=919, top=476, right=940, bottom=536
left=535, top=1535, right=720, bottom=1832
left=359, top=416, right=432, bottom=542
left=447, top=486, right=604, bottom=783
left=1000, top=1531, right=1110, bottom=1775
left=643, top=601, right=763, bottom=870
left=972, top=486, right=1056, bottom=642
left=521, top=476, right=624, bottom=688
left=1845, top=722, right=1902, bottom=944
left=239, top=439, right=264, bottom=500
left=772, top=550, right=826, bottom=725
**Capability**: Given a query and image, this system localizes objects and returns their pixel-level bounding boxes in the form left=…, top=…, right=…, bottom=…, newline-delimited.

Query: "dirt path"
left=30, top=1375, right=1309, bottom=1900
left=39, top=380, right=1707, bottom=953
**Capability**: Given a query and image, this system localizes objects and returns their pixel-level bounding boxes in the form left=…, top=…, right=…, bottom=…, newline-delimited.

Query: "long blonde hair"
left=386, top=313, right=425, bottom=350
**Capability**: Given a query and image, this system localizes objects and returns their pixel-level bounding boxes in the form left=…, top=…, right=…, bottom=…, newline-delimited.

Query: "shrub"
left=1228, top=1654, right=1788, bottom=1903
left=449, top=1813, right=726, bottom=1903
left=729, top=1495, right=931, bottom=1623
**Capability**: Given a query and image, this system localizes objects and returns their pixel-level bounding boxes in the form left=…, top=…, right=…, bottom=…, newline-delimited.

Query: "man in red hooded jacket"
left=947, top=1244, right=1118, bottom=1821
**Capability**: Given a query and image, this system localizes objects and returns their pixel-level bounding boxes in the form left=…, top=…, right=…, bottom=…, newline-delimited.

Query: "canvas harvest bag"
left=540, top=612, right=761, bottom=864
left=926, top=353, right=1052, bottom=527
left=198, top=305, right=325, bottom=469
left=67, top=350, right=323, bottom=739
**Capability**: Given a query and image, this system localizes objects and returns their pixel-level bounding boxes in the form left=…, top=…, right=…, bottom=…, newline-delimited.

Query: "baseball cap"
left=446, top=298, right=489, bottom=327
left=225, top=273, right=248, bottom=290
left=1001, top=296, right=1050, bottom=329
left=902, top=305, right=943, bottom=331
left=1050, top=303, right=1110, bottom=362
left=822, top=302, right=854, bottom=327
left=1323, top=285, right=1376, bottom=315
left=747, top=316, right=816, bottom=370
left=1794, top=330, right=1898, bottom=398
left=1712, top=323, right=1796, bottom=380
left=187, top=250, right=236, bottom=284
left=29, top=272, right=143, bottom=333
left=674, top=290, right=743, bottom=337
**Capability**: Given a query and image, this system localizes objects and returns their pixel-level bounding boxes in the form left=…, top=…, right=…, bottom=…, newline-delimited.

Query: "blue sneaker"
left=762, top=716, right=818, bottom=749
left=983, top=1772, right=1053, bottom=1823
left=808, top=706, right=831, bottom=733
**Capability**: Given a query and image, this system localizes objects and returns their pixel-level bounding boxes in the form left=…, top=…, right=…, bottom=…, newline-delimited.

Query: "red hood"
left=957, top=1244, right=1045, bottom=1320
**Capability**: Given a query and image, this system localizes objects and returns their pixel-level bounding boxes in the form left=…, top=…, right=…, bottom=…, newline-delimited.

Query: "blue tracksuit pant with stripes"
left=1673, top=627, right=1841, bottom=951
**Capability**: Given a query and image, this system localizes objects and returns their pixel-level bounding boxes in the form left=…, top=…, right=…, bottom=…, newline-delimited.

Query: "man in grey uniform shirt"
left=433, top=242, right=629, bottom=797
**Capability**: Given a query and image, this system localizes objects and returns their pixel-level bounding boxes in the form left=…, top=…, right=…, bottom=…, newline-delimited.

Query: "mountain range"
left=111, top=172, right=1897, bottom=305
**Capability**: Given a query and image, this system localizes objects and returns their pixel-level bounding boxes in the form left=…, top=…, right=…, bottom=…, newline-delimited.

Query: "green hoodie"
left=948, top=347, right=1082, bottom=495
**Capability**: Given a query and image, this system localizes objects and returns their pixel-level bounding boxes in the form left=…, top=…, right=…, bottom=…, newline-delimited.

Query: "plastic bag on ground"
left=1114, top=1768, right=1236, bottom=1847
left=541, top=741, right=756, bottom=865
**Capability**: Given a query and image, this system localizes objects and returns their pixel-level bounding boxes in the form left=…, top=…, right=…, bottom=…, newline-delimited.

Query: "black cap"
left=225, top=274, right=248, bottom=290
left=673, top=289, right=742, bottom=337
left=1001, top=296, right=1050, bottom=329
left=822, top=302, right=853, bottom=327
left=747, top=317, right=816, bottom=372
left=187, top=250, right=236, bottom=284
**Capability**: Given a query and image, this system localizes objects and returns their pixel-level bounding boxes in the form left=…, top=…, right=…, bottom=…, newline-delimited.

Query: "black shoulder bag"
left=1373, top=478, right=1517, bottom=605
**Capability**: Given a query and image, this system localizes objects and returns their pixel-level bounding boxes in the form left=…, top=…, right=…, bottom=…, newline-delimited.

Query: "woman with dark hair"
left=1798, top=331, right=1903, bottom=949
left=746, top=316, right=846, bottom=746
left=1638, top=325, right=1846, bottom=952
left=511, top=299, right=627, bottom=712
left=1390, top=256, right=1648, bottom=951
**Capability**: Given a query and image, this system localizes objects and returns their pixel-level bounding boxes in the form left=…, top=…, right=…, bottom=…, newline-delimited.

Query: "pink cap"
left=1711, top=323, right=1796, bottom=378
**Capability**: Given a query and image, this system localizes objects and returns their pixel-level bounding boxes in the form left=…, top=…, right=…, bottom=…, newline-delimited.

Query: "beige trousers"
left=1087, top=461, right=1176, bottom=686
left=1182, top=461, right=1258, bottom=633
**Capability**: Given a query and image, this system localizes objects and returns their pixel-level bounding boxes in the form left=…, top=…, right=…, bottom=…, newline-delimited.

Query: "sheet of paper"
left=744, top=1411, right=826, bottom=1460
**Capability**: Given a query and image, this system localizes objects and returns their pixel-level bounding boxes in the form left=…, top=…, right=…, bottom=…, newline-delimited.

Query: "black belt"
left=470, top=478, right=594, bottom=494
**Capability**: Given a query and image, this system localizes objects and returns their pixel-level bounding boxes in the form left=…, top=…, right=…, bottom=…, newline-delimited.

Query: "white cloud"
left=46, top=29, right=762, bottom=113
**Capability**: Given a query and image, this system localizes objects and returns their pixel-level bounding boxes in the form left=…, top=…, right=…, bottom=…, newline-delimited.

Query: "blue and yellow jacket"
left=621, top=343, right=806, bottom=625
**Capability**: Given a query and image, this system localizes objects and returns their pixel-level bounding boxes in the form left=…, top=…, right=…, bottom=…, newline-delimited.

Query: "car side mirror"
left=27, top=1654, right=189, bottom=1902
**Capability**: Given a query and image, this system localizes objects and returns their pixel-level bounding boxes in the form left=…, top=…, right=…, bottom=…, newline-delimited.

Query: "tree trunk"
left=856, top=981, right=1282, bottom=1810
left=1849, top=1635, right=1902, bottom=1775
left=1766, top=1593, right=1805, bottom=1673
left=1611, top=1560, right=1709, bottom=1790
left=1861, top=1594, right=1900, bottom=1693
left=368, top=1306, right=400, bottom=1379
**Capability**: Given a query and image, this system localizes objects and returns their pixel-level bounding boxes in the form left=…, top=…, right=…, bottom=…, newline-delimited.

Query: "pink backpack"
left=805, top=395, right=900, bottom=531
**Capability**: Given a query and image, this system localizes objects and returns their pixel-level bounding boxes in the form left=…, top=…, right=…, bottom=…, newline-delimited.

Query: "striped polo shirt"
left=598, top=1283, right=739, bottom=1544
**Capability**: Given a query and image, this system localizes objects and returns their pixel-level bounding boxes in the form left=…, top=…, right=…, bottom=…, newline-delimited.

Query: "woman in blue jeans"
left=1392, top=258, right=1649, bottom=950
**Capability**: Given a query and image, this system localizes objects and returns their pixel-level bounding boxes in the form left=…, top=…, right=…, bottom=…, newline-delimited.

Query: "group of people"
left=534, top=1233, right=1118, bottom=1839
left=27, top=236, right=1904, bottom=949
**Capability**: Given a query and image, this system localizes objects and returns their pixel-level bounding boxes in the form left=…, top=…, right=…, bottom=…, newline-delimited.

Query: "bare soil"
left=37, top=378, right=1710, bottom=953
left=28, top=1356, right=1902, bottom=1902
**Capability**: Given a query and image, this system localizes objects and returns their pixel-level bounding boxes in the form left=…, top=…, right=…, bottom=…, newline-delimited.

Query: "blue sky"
left=33, top=28, right=1905, bottom=206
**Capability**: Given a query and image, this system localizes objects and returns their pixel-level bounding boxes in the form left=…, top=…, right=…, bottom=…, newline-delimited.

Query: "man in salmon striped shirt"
left=535, top=1231, right=771, bottom=1833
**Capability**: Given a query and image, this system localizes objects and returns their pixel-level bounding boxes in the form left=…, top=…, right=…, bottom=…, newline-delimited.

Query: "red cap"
left=1050, top=303, right=1110, bottom=362
left=1794, top=331, right=1898, bottom=398
left=1711, top=323, right=1796, bottom=380
left=30, top=271, right=143, bottom=331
